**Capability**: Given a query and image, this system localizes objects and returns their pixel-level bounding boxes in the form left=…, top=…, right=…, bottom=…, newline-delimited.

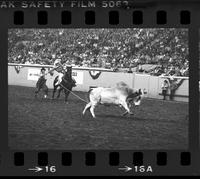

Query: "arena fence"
left=8, top=63, right=189, bottom=102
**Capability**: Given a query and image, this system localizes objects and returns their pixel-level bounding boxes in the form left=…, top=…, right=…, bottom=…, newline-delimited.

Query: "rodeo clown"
left=35, top=67, right=49, bottom=98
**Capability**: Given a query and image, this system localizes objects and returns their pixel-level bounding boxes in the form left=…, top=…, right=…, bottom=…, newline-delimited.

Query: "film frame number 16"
left=45, top=166, right=56, bottom=173
left=28, top=166, right=56, bottom=173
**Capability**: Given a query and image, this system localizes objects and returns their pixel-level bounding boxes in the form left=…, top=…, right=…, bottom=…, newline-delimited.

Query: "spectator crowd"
left=8, top=28, right=189, bottom=76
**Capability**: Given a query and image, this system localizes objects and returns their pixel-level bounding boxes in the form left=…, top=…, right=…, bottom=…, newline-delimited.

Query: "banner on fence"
left=89, top=70, right=101, bottom=80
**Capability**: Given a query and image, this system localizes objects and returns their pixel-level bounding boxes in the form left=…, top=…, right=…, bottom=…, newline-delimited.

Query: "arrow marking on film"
left=28, top=166, right=43, bottom=172
left=118, top=166, right=132, bottom=172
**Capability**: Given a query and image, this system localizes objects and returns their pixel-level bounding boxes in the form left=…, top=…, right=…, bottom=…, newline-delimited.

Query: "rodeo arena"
left=8, top=29, right=189, bottom=150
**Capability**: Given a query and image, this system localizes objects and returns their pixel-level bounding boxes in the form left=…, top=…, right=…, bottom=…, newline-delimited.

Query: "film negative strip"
left=0, top=0, right=199, bottom=176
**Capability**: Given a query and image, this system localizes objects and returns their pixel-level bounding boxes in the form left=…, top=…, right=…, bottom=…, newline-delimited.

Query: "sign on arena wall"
left=27, top=68, right=40, bottom=81
left=72, top=71, right=83, bottom=84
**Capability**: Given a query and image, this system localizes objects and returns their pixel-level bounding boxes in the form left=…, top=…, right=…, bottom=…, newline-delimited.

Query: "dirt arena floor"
left=8, top=85, right=189, bottom=150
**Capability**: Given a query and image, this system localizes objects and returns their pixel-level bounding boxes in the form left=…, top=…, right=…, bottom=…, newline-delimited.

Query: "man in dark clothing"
left=35, top=67, right=49, bottom=98
left=161, top=80, right=169, bottom=100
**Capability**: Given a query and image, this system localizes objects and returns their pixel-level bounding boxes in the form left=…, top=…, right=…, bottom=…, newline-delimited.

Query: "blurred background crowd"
left=8, top=28, right=189, bottom=76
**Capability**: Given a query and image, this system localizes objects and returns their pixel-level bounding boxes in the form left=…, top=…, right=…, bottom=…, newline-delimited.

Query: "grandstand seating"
left=8, top=28, right=188, bottom=76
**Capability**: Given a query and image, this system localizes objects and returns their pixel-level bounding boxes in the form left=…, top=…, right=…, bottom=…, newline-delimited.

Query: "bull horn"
left=122, top=111, right=128, bottom=116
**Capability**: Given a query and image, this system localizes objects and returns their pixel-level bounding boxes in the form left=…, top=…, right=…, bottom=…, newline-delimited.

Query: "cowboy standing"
left=35, top=67, right=49, bottom=98
left=161, top=79, right=169, bottom=100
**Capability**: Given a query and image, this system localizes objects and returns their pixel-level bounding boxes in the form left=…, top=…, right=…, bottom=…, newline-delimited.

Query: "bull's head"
left=127, top=88, right=147, bottom=107
left=139, top=88, right=148, bottom=96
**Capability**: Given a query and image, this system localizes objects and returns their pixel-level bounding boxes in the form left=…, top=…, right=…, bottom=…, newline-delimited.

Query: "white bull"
left=82, top=82, right=147, bottom=118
